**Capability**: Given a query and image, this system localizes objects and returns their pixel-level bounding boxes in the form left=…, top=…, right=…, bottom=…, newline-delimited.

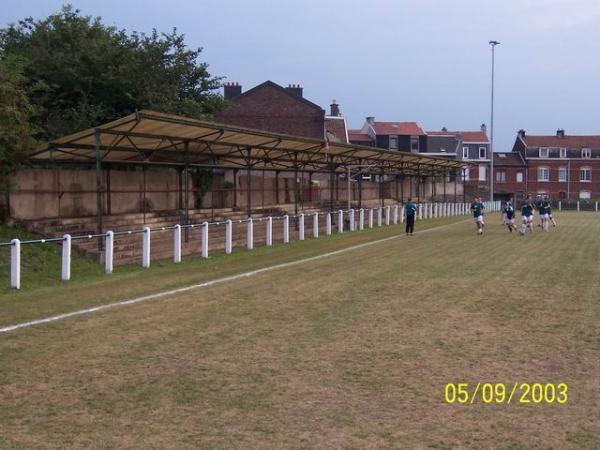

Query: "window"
left=579, top=191, right=591, bottom=199
left=560, top=148, right=567, bottom=158
left=516, top=171, right=524, bottom=183
left=410, top=136, right=419, bottom=152
left=389, top=136, right=398, bottom=150
left=478, top=165, right=487, bottom=181
left=580, top=167, right=592, bottom=182
left=462, top=166, right=470, bottom=181
left=582, top=148, right=591, bottom=158
left=479, top=147, right=486, bottom=159
left=496, top=171, right=506, bottom=182
left=462, top=146, right=469, bottom=159
left=539, top=147, right=549, bottom=158
left=537, top=167, right=549, bottom=182
left=558, top=167, right=568, bottom=182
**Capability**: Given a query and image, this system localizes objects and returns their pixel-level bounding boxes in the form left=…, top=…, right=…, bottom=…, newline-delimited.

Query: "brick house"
left=511, top=129, right=600, bottom=200
left=349, top=117, right=427, bottom=152
left=215, top=80, right=326, bottom=139
left=492, top=152, right=527, bottom=203
left=426, top=126, right=490, bottom=196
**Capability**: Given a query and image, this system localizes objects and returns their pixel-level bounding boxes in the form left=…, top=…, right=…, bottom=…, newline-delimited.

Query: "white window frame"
left=579, top=190, right=591, bottom=199
left=410, top=136, right=419, bottom=152
left=496, top=171, right=506, bottom=182
left=478, top=164, right=487, bottom=181
left=462, top=146, right=469, bottom=159
left=582, top=148, right=591, bottom=158
left=479, top=146, right=486, bottom=159
left=580, top=167, right=592, bottom=182
left=558, top=167, right=568, bottom=182
left=559, top=147, right=567, bottom=158
left=539, top=147, right=549, bottom=158
left=537, top=166, right=549, bottom=182
left=516, top=171, right=524, bottom=183
left=389, top=135, right=398, bottom=150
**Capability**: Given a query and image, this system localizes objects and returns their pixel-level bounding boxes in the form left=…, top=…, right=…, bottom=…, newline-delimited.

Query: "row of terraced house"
left=217, top=80, right=600, bottom=203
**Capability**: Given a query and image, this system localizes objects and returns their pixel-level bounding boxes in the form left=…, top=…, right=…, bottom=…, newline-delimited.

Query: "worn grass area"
left=0, top=212, right=599, bottom=449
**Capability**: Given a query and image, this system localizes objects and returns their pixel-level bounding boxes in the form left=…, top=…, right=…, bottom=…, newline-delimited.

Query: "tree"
left=0, top=56, right=36, bottom=216
left=0, top=5, right=226, bottom=141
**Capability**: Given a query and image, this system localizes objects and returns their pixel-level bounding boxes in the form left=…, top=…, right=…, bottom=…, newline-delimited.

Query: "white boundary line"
left=0, top=220, right=466, bottom=335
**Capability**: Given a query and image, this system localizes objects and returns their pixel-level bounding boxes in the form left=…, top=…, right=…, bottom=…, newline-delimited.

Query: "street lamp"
left=489, top=40, right=500, bottom=203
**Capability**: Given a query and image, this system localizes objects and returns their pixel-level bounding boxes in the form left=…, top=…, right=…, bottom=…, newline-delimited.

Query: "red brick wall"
left=493, top=165, right=527, bottom=198
left=215, top=84, right=325, bottom=139
left=525, top=160, right=600, bottom=199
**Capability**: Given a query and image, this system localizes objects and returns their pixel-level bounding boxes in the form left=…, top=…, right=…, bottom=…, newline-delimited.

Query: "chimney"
left=481, top=123, right=487, bottom=133
left=518, top=129, right=526, bottom=138
left=224, top=82, right=242, bottom=100
left=330, top=99, right=340, bottom=117
left=366, top=116, right=375, bottom=125
left=285, top=83, right=303, bottom=98
left=441, top=126, right=448, bottom=132
left=556, top=128, right=565, bottom=138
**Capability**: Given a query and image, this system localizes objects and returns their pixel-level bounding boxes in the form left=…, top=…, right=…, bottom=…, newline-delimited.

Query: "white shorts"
left=541, top=213, right=549, bottom=220
left=507, top=218, right=515, bottom=224
left=475, top=215, right=484, bottom=223
left=522, top=216, right=531, bottom=223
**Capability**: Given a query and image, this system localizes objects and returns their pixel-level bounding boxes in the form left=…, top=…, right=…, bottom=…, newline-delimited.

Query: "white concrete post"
left=418, top=204, right=423, bottom=220
left=247, top=219, right=253, bottom=250
left=359, top=208, right=365, bottom=230
left=142, top=227, right=151, bottom=268
left=266, top=216, right=273, bottom=246
left=283, top=215, right=290, bottom=243
left=577, top=201, right=580, bottom=212
left=313, top=213, right=319, bottom=238
left=369, top=208, right=374, bottom=228
left=326, top=212, right=332, bottom=235
left=338, top=210, right=344, bottom=233
left=174, top=225, right=182, bottom=263
left=385, top=205, right=391, bottom=225
left=225, top=220, right=233, bottom=254
left=61, top=234, right=71, bottom=281
left=105, top=231, right=114, bottom=274
left=596, top=201, right=598, bottom=212
left=349, top=209, right=355, bottom=231
left=393, top=205, right=399, bottom=224
left=201, top=222, right=209, bottom=258
left=299, top=214, right=305, bottom=241
left=558, top=201, right=562, bottom=211
left=400, top=206, right=405, bottom=223
left=10, top=239, right=20, bottom=289
left=434, top=203, right=438, bottom=219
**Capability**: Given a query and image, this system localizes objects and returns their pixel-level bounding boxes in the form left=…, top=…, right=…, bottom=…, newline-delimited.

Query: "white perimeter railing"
left=2, top=201, right=503, bottom=290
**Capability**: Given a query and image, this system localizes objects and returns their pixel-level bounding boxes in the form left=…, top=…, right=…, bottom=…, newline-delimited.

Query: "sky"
left=2, top=0, right=600, bottom=150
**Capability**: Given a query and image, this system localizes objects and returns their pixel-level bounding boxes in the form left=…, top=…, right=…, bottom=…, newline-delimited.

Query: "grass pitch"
left=1, top=213, right=599, bottom=449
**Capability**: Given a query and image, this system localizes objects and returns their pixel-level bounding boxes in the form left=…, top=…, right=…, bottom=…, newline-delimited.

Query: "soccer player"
left=405, top=198, right=417, bottom=236
left=505, top=201, right=516, bottom=233
left=545, top=196, right=557, bottom=227
left=539, top=197, right=549, bottom=232
left=521, top=195, right=535, bottom=232
left=535, top=195, right=543, bottom=228
left=470, top=196, right=485, bottom=235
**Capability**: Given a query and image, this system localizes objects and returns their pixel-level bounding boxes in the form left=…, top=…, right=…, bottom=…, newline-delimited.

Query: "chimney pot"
left=518, top=129, right=526, bottom=138
left=442, top=126, right=447, bottom=132
left=224, top=82, right=242, bottom=100
left=556, top=128, right=565, bottom=138
left=481, top=123, right=487, bottom=133
left=366, top=116, right=375, bottom=125
left=330, top=100, right=340, bottom=117
left=285, top=83, right=303, bottom=98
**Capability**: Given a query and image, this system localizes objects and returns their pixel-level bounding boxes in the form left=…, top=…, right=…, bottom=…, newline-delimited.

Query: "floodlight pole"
left=489, top=40, right=500, bottom=203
